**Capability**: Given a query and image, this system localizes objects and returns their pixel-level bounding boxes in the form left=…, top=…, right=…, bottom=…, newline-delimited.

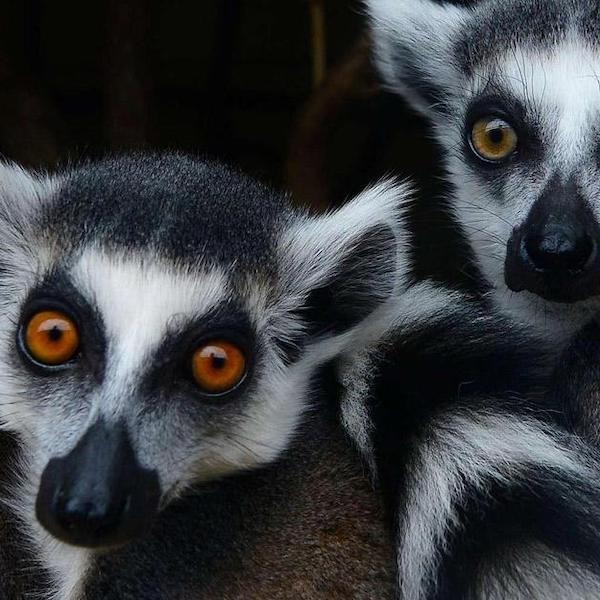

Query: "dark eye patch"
left=463, top=93, right=544, bottom=175
left=140, top=301, right=256, bottom=400
left=17, top=269, right=106, bottom=380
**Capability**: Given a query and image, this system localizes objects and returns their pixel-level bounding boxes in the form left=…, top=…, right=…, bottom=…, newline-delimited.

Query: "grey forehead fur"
left=40, top=153, right=295, bottom=271
left=457, top=0, right=600, bottom=72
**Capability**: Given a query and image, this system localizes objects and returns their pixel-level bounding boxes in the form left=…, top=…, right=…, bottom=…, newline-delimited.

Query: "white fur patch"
left=280, top=178, right=413, bottom=301
left=339, top=347, right=379, bottom=475
left=38, top=536, right=90, bottom=600
left=71, top=249, right=228, bottom=406
left=477, top=542, right=600, bottom=599
left=397, top=410, right=589, bottom=600
left=496, top=41, right=600, bottom=170
left=367, top=0, right=468, bottom=113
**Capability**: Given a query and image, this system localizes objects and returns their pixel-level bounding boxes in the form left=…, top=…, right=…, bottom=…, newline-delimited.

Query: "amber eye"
left=24, top=310, right=80, bottom=366
left=191, top=340, right=247, bottom=395
left=470, top=116, right=518, bottom=162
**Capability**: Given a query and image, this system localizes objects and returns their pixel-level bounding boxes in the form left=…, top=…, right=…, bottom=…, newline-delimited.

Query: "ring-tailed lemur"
left=0, top=154, right=412, bottom=599
left=366, top=0, right=600, bottom=345
left=359, top=4, right=600, bottom=595
left=339, top=293, right=600, bottom=600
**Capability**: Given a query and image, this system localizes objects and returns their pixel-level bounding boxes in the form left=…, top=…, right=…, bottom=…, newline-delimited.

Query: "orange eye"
left=191, top=340, right=247, bottom=395
left=470, top=116, right=518, bottom=162
left=24, top=310, right=80, bottom=366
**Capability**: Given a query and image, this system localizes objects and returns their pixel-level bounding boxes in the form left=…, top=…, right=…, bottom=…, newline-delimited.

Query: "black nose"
left=36, top=419, right=160, bottom=548
left=53, top=489, right=127, bottom=543
left=504, top=175, right=600, bottom=302
left=522, top=226, right=594, bottom=273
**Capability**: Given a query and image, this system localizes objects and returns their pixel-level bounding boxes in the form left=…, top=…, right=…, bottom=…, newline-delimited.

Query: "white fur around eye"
left=71, top=251, right=228, bottom=388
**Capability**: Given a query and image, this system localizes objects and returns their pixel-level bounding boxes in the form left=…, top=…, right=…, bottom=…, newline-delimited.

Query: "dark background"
left=0, top=2, right=438, bottom=194
left=1, top=0, right=467, bottom=280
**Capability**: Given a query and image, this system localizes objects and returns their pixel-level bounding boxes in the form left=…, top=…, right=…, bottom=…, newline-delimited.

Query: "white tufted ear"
left=0, top=162, right=60, bottom=239
left=0, top=163, right=58, bottom=294
left=367, top=0, right=471, bottom=116
left=0, top=162, right=50, bottom=219
left=279, top=179, right=413, bottom=338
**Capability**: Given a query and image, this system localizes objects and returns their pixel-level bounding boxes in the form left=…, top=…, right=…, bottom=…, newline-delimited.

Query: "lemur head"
left=0, top=154, right=406, bottom=551
left=368, top=0, right=600, bottom=328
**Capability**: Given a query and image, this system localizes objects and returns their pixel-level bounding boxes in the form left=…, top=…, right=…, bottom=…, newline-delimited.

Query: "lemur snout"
left=522, top=225, right=593, bottom=274
left=505, top=178, right=600, bottom=303
left=35, top=419, right=160, bottom=548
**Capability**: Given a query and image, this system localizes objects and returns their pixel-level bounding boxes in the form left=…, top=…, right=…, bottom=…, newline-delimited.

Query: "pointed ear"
left=279, top=179, right=412, bottom=338
left=0, top=162, right=54, bottom=277
left=367, top=0, right=471, bottom=116
left=0, top=162, right=50, bottom=224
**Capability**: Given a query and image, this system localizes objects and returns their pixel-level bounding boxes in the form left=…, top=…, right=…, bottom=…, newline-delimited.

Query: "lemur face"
left=0, top=155, right=406, bottom=552
left=368, top=0, right=600, bottom=331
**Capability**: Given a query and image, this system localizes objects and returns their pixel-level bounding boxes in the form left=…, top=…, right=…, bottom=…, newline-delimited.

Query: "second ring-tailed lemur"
left=339, top=292, right=600, bottom=600
left=0, top=154, right=410, bottom=599
left=360, top=4, right=600, bottom=595
left=367, top=0, right=600, bottom=344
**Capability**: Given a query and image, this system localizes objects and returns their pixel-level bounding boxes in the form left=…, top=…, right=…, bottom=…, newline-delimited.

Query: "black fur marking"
left=434, top=464, right=600, bottom=598
left=273, top=334, right=304, bottom=367
left=141, top=300, right=258, bottom=406
left=16, top=269, right=107, bottom=382
left=368, top=302, right=552, bottom=519
left=41, top=153, right=295, bottom=273
left=389, top=44, right=452, bottom=114
left=551, top=319, right=600, bottom=445
left=303, top=224, right=396, bottom=337
left=0, top=434, right=48, bottom=598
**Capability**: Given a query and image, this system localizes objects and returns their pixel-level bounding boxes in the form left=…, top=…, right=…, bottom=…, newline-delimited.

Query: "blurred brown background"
left=0, top=0, right=470, bottom=282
